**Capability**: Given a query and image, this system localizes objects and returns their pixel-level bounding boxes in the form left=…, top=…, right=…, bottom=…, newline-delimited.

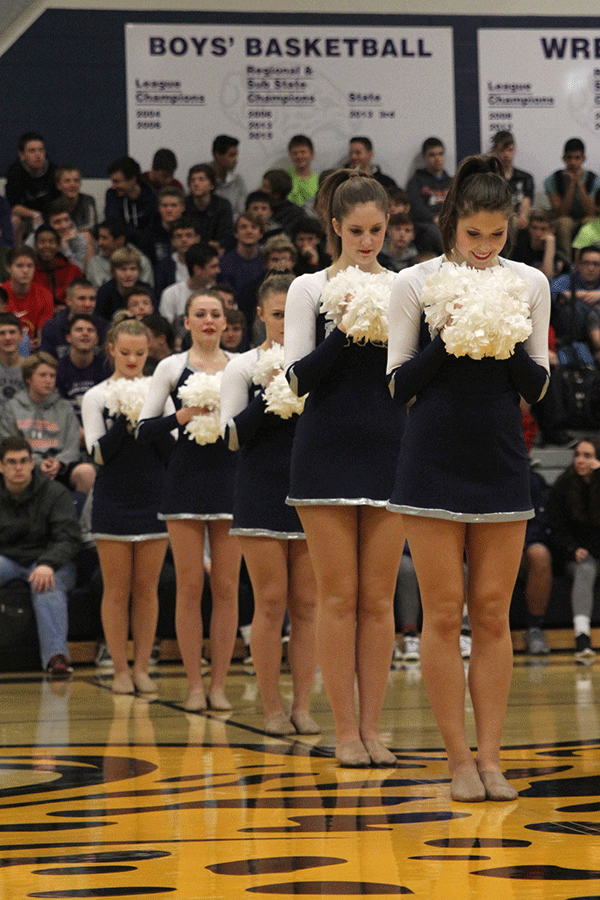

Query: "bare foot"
left=290, top=711, right=321, bottom=735
left=450, top=769, right=486, bottom=802
left=335, top=739, right=370, bottom=768
left=478, top=769, right=518, bottom=801
left=208, top=688, right=233, bottom=711
left=362, top=738, right=398, bottom=767
left=183, top=689, right=207, bottom=712
left=264, top=713, right=296, bottom=735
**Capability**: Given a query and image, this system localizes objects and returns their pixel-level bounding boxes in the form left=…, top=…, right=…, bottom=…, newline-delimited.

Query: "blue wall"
left=0, top=10, right=592, bottom=177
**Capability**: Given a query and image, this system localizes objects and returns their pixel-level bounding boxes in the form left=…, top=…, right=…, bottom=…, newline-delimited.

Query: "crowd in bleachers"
left=1, top=127, right=600, bottom=684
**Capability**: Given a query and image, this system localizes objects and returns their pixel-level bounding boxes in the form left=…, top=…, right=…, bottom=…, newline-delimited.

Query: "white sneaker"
left=402, top=634, right=421, bottom=661
left=459, top=633, right=472, bottom=659
left=94, top=642, right=113, bottom=670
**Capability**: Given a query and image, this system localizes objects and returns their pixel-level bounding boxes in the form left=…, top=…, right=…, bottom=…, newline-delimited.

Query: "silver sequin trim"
left=229, top=527, right=306, bottom=539
left=386, top=503, right=534, bottom=522
left=158, top=513, right=233, bottom=521
left=286, top=496, right=388, bottom=507
left=92, top=532, right=168, bottom=541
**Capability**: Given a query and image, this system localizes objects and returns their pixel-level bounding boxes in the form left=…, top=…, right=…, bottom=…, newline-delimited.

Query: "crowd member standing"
left=82, top=314, right=172, bottom=695
left=221, top=274, right=319, bottom=736
left=137, top=291, right=241, bottom=712
left=387, top=155, right=550, bottom=801
left=284, top=170, right=406, bottom=767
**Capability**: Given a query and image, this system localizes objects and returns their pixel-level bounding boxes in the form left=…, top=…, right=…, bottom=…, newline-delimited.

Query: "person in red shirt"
left=1, top=247, right=53, bottom=349
left=32, top=226, right=82, bottom=307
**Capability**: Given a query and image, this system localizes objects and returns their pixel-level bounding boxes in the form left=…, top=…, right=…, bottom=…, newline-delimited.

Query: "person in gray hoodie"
left=0, top=352, right=95, bottom=495
left=0, top=435, right=81, bottom=676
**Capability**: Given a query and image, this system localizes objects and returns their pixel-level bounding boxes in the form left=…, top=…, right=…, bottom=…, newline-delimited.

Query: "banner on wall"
left=478, top=29, right=600, bottom=197
left=125, top=23, right=455, bottom=193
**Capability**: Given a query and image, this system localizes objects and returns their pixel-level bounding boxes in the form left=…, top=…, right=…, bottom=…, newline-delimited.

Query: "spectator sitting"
left=218, top=213, right=265, bottom=296
left=32, top=225, right=83, bottom=307
left=239, top=234, right=297, bottom=344
left=0, top=312, right=26, bottom=409
left=221, top=307, right=247, bottom=353
left=105, top=155, right=158, bottom=255
left=5, top=132, right=60, bottom=243
left=141, top=148, right=184, bottom=192
left=245, top=190, right=280, bottom=241
left=124, top=286, right=154, bottom=319
left=54, top=164, right=98, bottom=235
left=86, top=218, right=154, bottom=289
left=159, top=243, right=220, bottom=346
left=347, top=136, right=398, bottom=190
left=550, top=245, right=600, bottom=346
left=95, top=247, right=153, bottom=321
left=406, top=137, right=452, bottom=255
left=544, top=138, right=600, bottom=260
left=387, top=187, right=411, bottom=216
left=42, top=198, right=91, bottom=271
left=510, top=208, right=560, bottom=281
left=291, top=217, right=330, bottom=275
left=55, top=314, right=106, bottom=423
left=0, top=435, right=81, bottom=677
left=572, top=188, right=600, bottom=262
left=287, top=134, right=319, bottom=210
left=211, top=135, right=248, bottom=218
left=153, top=216, right=200, bottom=299
left=142, top=313, right=174, bottom=374
left=0, top=287, right=30, bottom=357
left=2, top=246, right=53, bottom=348
left=0, top=352, right=95, bottom=495
left=214, top=282, right=236, bottom=310
left=547, top=439, right=600, bottom=661
left=260, top=170, right=305, bottom=237
left=40, top=279, right=108, bottom=360
left=491, top=130, right=534, bottom=231
left=149, top=186, right=186, bottom=266
left=184, top=163, right=234, bottom=252
left=378, top=212, right=419, bottom=272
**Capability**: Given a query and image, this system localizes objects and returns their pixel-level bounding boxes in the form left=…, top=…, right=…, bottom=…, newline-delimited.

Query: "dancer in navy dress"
left=137, top=290, right=241, bottom=712
left=221, top=273, right=319, bottom=736
left=387, top=155, right=550, bottom=801
left=82, top=313, right=172, bottom=695
left=284, top=170, right=406, bottom=767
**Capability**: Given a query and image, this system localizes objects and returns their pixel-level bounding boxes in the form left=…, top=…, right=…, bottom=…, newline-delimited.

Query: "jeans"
left=0, top=555, right=75, bottom=669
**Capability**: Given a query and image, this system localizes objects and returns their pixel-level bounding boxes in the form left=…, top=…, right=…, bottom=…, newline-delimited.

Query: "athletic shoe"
left=575, top=633, right=596, bottom=662
left=526, top=626, right=550, bottom=655
left=459, top=632, right=472, bottom=659
left=402, top=634, right=420, bottom=661
left=392, top=643, right=403, bottom=662
left=149, top=640, right=161, bottom=667
left=47, top=654, right=73, bottom=679
left=94, top=642, right=114, bottom=670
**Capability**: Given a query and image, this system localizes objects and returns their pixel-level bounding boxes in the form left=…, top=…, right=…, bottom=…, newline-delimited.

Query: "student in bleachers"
left=40, top=278, right=108, bottom=360
left=153, top=216, right=200, bottom=299
left=141, top=148, right=183, bottom=193
left=547, top=439, right=600, bottom=662
left=105, top=155, right=158, bottom=256
left=544, top=138, right=600, bottom=261
left=218, top=212, right=265, bottom=296
left=82, top=313, right=172, bottom=694
left=86, top=218, right=154, bottom=289
left=56, top=313, right=106, bottom=422
left=184, top=163, right=233, bottom=252
left=148, top=187, right=186, bottom=267
left=260, top=170, right=305, bottom=237
left=0, top=312, right=26, bottom=409
left=347, top=136, right=397, bottom=191
left=491, top=131, right=534, bottom=231
left=32, top=225, right=82, bottom=307
left=95, top=246, right=153, bottom=321
left=287, top=134, right=319, bottom=210
left=54, top=164, right=98, bottom=236
left=211, top=135, right=247, bottom=218
left=5, top=132, right=60, bottom=243
left=2, top=246, right=53, bottom=348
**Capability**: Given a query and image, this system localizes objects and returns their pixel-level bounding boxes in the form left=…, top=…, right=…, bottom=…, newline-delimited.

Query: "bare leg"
left=240, top=536, right=292, bottom=729
left=297, top=505, right=367, bottom=765
left=356, top=507, right=405, bottom=764
left=466, top=520, right=526, bottom=800
left=130, top=538, right=169, bottom=691
left=402, top=516, right=484, bottom=800
left=287, top=539, right=318, bottom=730
left=206, top=520, right=241, bottom=709
left=167, top=519, right=207, bottom=709
left=524, top=542, right=552, bottom=618
left=96, top=540, right=134, bottom=694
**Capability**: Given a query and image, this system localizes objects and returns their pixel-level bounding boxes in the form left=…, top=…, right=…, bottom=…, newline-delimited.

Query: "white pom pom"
left=104, top=377, right=152, bottom=425
left=252, top=343, right=284, bottom=388
left=264, top=371, right=305, bottom=419
left=421, top=262, right=532, bottom=360
left=319, top=266, right=395, bottom=344
left=177, top=371, right=222, bottom=445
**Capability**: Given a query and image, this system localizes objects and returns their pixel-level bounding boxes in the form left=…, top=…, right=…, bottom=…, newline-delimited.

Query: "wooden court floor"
left=1, top=654, right=600, bottom=899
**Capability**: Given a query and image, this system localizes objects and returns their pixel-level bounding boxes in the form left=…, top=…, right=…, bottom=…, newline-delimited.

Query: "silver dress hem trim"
left=92, top=532, right=168, bottom=542
left=158, top=513, right=233, bottom=521
left=229, top=527, right=306, bottom=539
left=286, top=497, right=389, bottom=508
left=386, top=503, right=534, bottom=522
